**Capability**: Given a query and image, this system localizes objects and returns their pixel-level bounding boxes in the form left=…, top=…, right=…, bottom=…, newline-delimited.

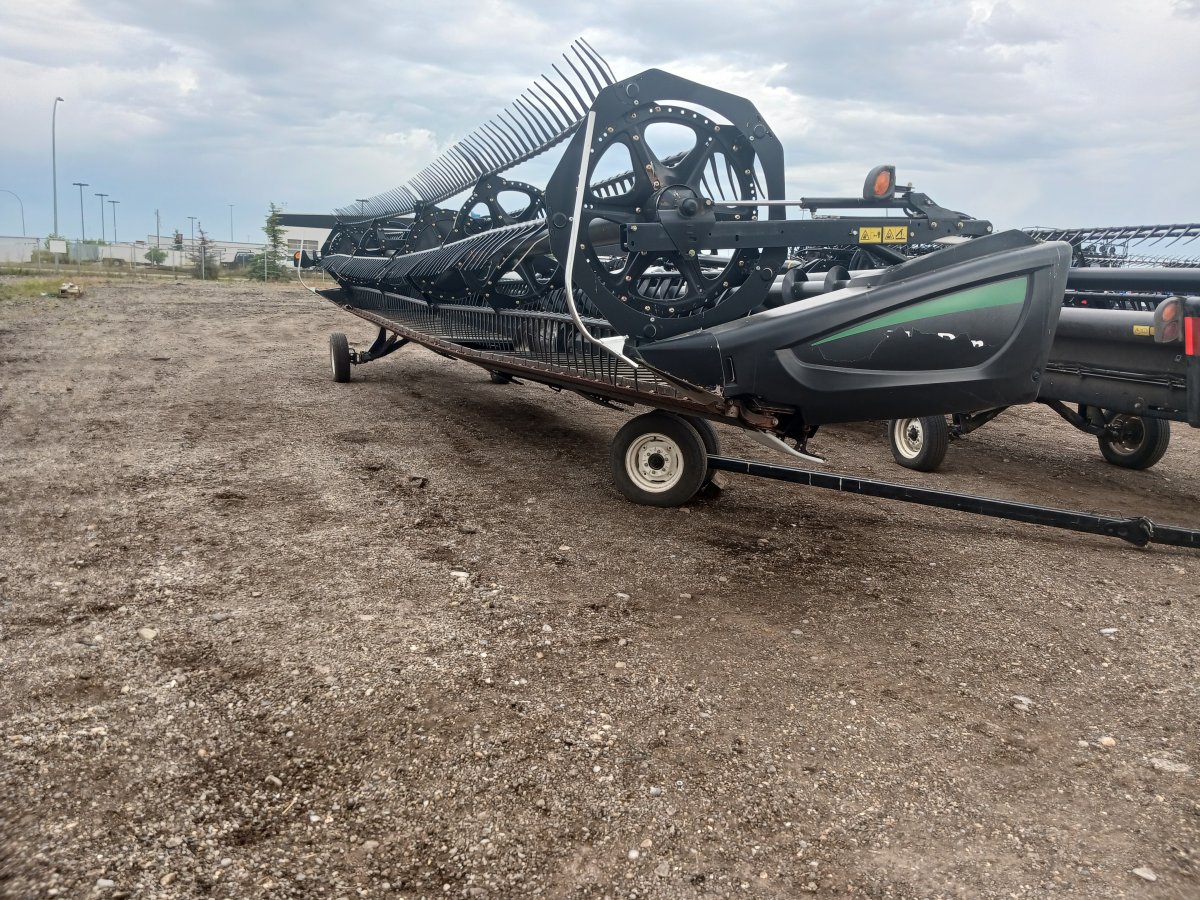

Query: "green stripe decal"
left=812, top=276, right=1029, bottom=346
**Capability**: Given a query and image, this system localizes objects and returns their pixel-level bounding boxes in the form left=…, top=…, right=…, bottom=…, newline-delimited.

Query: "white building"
left=278, top=213, right=338, bottom=255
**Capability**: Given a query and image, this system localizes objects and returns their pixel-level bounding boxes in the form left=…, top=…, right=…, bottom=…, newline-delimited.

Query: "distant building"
left=278, top=213, right=338, bottom=255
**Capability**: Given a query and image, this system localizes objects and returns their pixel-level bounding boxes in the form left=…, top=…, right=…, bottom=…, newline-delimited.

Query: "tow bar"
left=707, top=456, right=1200, bottom=549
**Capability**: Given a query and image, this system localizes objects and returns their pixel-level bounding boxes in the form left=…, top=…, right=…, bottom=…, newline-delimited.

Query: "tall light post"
left=95, top=192, right=108, bottom=242
left=356, top=198, right=367, bottom=217
left=52, top=97, right=64, bottom=238
left=0, top=189, right=24, bottom=236
left=72, top=182, right=88, bottom=243
left=228, top=204, right=234, bottom=241
left=108, top=199, right=119, bottom=243
left=187, top=215, right=197, bottom=249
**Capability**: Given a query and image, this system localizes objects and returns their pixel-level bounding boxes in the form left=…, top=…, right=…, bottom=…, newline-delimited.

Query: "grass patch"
left=0, top=278, right=70, bottom=302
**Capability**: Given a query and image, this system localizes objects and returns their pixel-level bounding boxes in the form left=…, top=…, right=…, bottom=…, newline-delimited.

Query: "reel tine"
left=448, top=145, right=479, bottom=181
left=570, top=41, right=606, bottom=97
left=436, top=159, right=466, bottom=196
left=708, top=155, right=726, bottom=200
left=446, top=152, right=477, bottom=187
left=465, top=134, right=502, bottom=171
left=456, top=140, right=488, bottom=175
left=566, top=42, right=604, bottom=99
left=332, top=40, right=615, bottom=220
left=500, top=109, right=539, bottom=152
left=417, top=170, right=443, bottom=201
left=725, top=157, right=741, bottom=202
left=413, top=174, right=436, bottom=201
left=482, top=121, right=521, bottom=160
left=532, top=81, right=572, bottom=132
left=422, top=174, right=445, bottom=201
left=495, top=113, right=534, bottom=156
left=437, top=153, right=466, bottom=189
left=455, top=137, right=489, bottom=174
left=471, top=124, right=507, bottom=169
left=425, top=169, right=452, bottom=201
left=460, top=145, right=489, bottom=181
left=475, top=130, right=510, bottom=170
left=552, top=61, right=589, bottom=116
left=514, top=97, right=554, bottom=142
left=543, top=70, right=583, bottom=122
left=473, top=131, right=509, bottom=171
left=578, top=37, right=615, bottom=83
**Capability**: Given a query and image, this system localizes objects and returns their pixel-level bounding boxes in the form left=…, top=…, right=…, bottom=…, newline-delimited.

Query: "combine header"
left=299, top=43, right=1200, bottom=550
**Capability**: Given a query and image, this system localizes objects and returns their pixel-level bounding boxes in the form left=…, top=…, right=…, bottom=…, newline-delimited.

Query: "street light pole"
left=72, top=182, right=88, bottom=243
left=0, top=189, right=24, bottom=236
left=108, top=199, right=119, bottom=243
left=52, top=97, right=64, bottom=238
left=95, top=192, right=108, bottom=242
left=228, top=204, right=234, bottom=241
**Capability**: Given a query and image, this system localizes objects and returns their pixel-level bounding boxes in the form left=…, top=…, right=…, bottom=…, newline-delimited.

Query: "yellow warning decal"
left=858, top=227, right=882, bottom=243
left=883, top=225, right=909, bottom=243
left=1133, top=324, right=1153, bottom=337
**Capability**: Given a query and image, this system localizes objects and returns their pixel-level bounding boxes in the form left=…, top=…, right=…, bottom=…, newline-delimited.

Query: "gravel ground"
left=1, top=279, right=1197, bottom=899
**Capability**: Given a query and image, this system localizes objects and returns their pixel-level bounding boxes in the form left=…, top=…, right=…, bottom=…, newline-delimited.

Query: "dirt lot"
left=1, top=279, right=1197, bottom=899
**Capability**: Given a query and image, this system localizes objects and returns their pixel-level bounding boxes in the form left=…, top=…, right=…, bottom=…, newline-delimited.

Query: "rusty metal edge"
left=320, top=289, right=739, bottom=423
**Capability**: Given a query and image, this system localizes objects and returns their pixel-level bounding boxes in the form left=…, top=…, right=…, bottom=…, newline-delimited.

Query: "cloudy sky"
left=2, top=0, right=1198, bottom=244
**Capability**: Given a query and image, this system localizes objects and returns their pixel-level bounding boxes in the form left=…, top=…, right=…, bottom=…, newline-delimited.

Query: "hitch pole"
left=706, top=455, right=1200, bottom=549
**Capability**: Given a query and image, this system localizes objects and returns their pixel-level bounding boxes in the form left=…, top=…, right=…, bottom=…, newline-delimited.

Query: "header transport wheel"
left=611, top=411, right=709, bottom=507
left=1097, top=413, right=1170, bottom=470
left=330, top=332, right=351, bottom=383
left=888, top=416, right=950, bottom=472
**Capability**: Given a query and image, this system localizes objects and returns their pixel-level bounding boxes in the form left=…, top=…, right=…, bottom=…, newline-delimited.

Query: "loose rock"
left=1148, top=757, right=1191, bottom=774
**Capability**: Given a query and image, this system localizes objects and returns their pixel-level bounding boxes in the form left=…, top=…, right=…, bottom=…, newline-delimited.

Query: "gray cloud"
left=2, top=0, right=1198, bottom=243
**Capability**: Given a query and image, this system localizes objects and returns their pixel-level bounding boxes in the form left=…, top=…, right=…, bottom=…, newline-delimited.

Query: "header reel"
left=545, top=68, right=788, bottom=341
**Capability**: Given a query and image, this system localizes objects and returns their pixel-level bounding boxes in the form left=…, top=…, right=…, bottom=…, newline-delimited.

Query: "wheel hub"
left=894, top=419, right=925, bottom=458
left=626, top=432, right=684, bottom=493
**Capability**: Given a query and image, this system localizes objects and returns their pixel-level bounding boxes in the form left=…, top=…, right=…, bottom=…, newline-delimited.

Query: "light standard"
left=356, top=198, right=367, bottom=217
left=187, top=215, right=197, bottom=249
left=108, top=199, right=119, bottom=243
left=72, top=182, right=88, bottom=242
left=52, top=97, right=64, bottom=238
left=0, top=189, right=25, bottom=236
left=95, top=192, right=108, bottom=242
left=228, top=204, right=234, bottom=241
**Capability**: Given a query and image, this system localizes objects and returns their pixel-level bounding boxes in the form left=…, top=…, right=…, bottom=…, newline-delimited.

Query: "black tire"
left=676, top=414, right=722, bottom=492
left=611, top=412, right=708, bottom=507
left=1097, top=413, right=1170, bottom=470
left=488, top=370, right=513, bottom=385
left=888, top=416, right=950, bottom=472
left=329, top=333, right=351, bottom=383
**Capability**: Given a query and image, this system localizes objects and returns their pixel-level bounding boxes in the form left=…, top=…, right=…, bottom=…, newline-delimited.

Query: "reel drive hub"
left=545, top=69, right=788, bottom=340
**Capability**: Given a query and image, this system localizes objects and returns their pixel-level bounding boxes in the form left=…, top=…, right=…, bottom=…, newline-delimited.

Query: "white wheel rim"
left=625, top=432, right=685, bottom=493
left=893, top=418, right=924, bottom=459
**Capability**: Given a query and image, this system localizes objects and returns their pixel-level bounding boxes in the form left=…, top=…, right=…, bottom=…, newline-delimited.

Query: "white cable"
left=563, top=111, right=640, bottom=369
